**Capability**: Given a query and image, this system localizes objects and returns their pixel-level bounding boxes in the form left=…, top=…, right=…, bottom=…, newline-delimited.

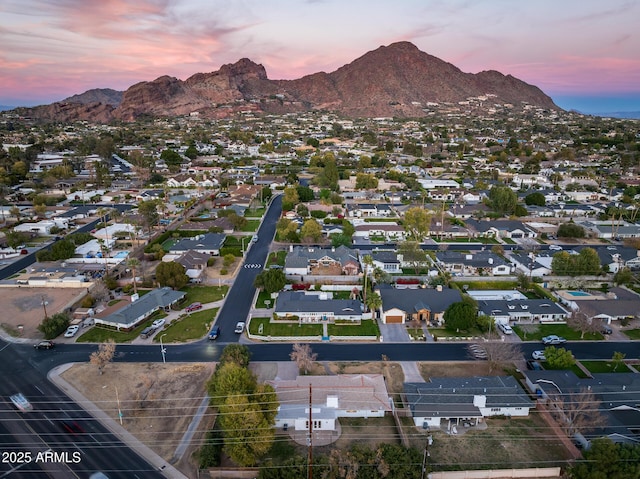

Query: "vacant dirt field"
left=61, top=362, right=215, bottom=478
left=0, top=287, right=87, bottom=338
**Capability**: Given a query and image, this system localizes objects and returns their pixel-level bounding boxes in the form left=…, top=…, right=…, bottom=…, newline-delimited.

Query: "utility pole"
left=307, top=384, right=313, bottom=479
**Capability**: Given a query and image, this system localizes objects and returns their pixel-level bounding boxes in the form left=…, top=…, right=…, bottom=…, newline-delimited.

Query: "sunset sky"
left=2, top=0, right=639, bottom=113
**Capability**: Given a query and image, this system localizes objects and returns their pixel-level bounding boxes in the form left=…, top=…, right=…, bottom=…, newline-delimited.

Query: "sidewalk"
left=48, top=364, right=188, bottom=479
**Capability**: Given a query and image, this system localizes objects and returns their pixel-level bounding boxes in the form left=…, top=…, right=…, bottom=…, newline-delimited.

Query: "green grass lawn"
left=240, top=219, right=261, bottom=232
left=154, top=308, right=218, bottom=342
left=255, top=290, right=275, bottom=308
left=579, top=360, right=632, bottom=373
left=624, top=328, right=640, bottom=340
left=76, top=310, right=168, bottom=343
left=244, top=208, right=265, bottom=218
left=328, top=320, right=379, bottom=337
left=267, top=250, right=287, bottom=267
left=513, top=323, right=602, bottom=341
left=161, top=238, right=178, bottom=251
left=451, top=280, right=518, bottom=290
left=248, top=317, right=323, bottom=337
left=181, top=285, right=228, bottom=305
left=407, top=328, right=426, bottom=340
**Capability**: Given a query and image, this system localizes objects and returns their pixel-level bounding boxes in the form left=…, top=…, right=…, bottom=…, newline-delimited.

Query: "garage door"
left=385, top=315, right=403, bottom=324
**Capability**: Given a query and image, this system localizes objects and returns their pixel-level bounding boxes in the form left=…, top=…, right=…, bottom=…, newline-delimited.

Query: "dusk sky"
left=2, top=0, right=640, bottom=114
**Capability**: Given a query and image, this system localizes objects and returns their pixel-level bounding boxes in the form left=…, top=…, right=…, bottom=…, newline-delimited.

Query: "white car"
left=10, top=393, right=33, bottom=412
left=532, top=350, right=546, bottom=361
left=549, top=245, right=563, bottom=251
left=64, top=325, right=80, bottom=338
left=542, top=335, right=567, bottom=345
left=234, top=322, right=245, bottom=334
left=151, top=318, right=166, bottom=330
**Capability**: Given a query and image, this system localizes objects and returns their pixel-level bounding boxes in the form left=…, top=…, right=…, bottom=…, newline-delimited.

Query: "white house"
left=268, top=375, right=392, bottom=432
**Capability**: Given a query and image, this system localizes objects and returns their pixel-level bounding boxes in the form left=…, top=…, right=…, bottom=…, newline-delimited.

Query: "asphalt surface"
left=0, top=340, right=166, bottom=479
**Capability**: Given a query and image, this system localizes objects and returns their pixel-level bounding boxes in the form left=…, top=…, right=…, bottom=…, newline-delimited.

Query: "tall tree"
left=403, top=207, right=431, bottom=242
left=300, top=219, right=323, bottom=242
left=253, top=268, right=286, bottom=294
left=155, top=261, right=188, bottom=290
left=488, top=185, right=518, bottom=216
left=444, top=302, right=477, bottom=332
left=398, top=241, right=428, bottom=274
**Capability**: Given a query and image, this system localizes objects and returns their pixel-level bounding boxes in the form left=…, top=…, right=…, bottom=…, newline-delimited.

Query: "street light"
left=160, top=334, right=167, bottom=364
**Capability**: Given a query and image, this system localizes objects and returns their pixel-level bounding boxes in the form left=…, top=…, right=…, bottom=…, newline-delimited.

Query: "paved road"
left=211, top=194, right=281, bottom=342
left=0, top=339, right=167, bottom=479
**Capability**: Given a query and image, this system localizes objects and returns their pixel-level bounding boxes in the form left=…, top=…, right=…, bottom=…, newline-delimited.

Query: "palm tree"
left=126, top=257, right=141, bottom=294
left=362, top=254, right=373, bottom=308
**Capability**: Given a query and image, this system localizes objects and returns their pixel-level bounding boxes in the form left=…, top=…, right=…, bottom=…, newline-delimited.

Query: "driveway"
left=378, top=322, right=410, bottom=342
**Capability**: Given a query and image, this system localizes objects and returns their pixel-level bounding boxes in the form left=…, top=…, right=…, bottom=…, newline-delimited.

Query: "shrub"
left=37, top=312, right=70, bottom=339
left=220, top=269, right=228, bottom=275
left=81, top=295, right=95, bottom=308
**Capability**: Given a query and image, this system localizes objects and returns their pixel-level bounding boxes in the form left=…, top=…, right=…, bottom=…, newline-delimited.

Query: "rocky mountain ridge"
left=14, top=42, right=558, bottom=122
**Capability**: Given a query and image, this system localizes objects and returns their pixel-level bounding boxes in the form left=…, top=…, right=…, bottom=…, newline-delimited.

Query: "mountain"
left=13, top=42, right=558, bottom=122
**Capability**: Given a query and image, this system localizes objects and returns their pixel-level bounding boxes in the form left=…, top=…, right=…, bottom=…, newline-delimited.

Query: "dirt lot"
left=0, top=287, right=88, bottom=338
left=60, top=362, right=215, bottom=478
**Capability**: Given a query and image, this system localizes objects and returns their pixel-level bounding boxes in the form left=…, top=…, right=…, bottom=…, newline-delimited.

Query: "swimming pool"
left=113, top=251, right=129, bottom=259
left=566, top=291, right=591, bottom=297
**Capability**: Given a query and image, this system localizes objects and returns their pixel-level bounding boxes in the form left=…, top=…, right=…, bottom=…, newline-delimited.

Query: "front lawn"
left=244, top=207, right=265, bottom=218
left=328, top=320, right=379, bottom=337
left=180, top=285, right=228, bottom=305
left=248, top=317, right=322, bottom=337
left=624, top=328, right=640, bottom=340
left=154, top=309, right=218, bottom=342
left=513, top=323, right=602, bottom=341
left=579, top=360, right=632, bottom=374
left=267, top=250, right=287, bottom=267
left=239, top=219, right=261, bottom=232
left=430, top=327, right=484, bottom=339
left=255, top=290, right=275, bottom=308
left=76, top=310, right=168, bottom=343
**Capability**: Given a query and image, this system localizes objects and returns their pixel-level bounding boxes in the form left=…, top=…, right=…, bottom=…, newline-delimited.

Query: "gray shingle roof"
left=99, top=287, right=185, bottom=328
left=378, top=285, right=462, bottom=314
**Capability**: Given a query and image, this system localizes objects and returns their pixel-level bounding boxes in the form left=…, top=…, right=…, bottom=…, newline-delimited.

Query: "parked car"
left=548, top=245, right=563, bottom=251
left=185, top=302, right=202, bottom=312
left=234, top=322, right=245, bottom=334
left=140, top=326, right=155, bottom=339
left=64, top=325, right=80, bottom=338
left=10, top=393, right=32, bottom=412
left=151, top=318, right=166, bottom=330
left=526, top=360, right=543, bottom=370
left=542, top=335, right=566, bottom=345
left=34, top=340, right=55, bottom=350
left=208, top=325, right=221, bottom=340
left=601, top=325, right=613, bottom=335
left=497, top=323, right=513, bottom=335
left=532, top=350, right=546, bottom=360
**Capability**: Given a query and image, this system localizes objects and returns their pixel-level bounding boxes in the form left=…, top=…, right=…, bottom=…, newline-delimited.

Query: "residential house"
left=353, top=223, right=406, bottom=242
left=404, top=376, right=534, bottom=429
left=465, top=219, right=537, bottom=240
left=435, top=251, right=512, bottom=276
left=274, top=291, right=363, bottom=323
left=577, top=220, right=640, bottom=240
left=377, top=284, right=462, bottom=325
left=174, top=250, right=210, bottom=283
left=268, top=375, right=392, bottom=432
left=284, top=246, right=360, bottom=277
left=556, top=287, right=640, bottom=324
left=368, top=250, right=401, bottom=274
left=94, top=287, right=185, bottom=330
left=168, top=233, right=226, bottom=256
left=522, top=370, right=640, bottom=445
left=477, top=299, right=569, bottom=325
left=510, top=252, right=554, bottom=277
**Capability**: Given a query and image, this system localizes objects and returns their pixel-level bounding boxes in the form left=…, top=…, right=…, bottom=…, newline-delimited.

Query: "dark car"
left=526, top=360, right=543, bottom=371
left=34, top=340, right=55, bottom=350
left=601, top=325, right=613, bottom=335
left=208, top=325, right=221, bottom=340
left=60, top=420, right=84, bottom=436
